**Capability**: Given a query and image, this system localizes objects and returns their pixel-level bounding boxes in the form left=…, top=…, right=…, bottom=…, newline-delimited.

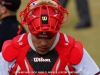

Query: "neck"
left=0, top=10, right=16, bottom=20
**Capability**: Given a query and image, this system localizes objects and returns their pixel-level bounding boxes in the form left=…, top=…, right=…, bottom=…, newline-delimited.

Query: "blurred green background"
left=17, top=0, right=100, bottom=67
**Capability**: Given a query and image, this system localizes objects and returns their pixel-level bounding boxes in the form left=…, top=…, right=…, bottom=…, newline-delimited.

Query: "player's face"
left=0, top=4, right=2, bottom=19
left=31, top=34, right=56, bottom=55
left=0, top=4, right=6, bottom=20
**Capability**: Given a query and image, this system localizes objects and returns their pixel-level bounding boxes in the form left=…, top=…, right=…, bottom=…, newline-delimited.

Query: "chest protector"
left=2, top=33, right=83, bottom=75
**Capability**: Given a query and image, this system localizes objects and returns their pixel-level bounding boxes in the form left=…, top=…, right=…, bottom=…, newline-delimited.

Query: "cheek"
left=48, top=40, right=55, bottom=47
left=0, top=10, right=1, bottom=14
left=32, top=39, right=41, bottom=47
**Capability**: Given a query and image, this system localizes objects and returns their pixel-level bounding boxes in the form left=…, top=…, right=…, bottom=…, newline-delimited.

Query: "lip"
left=38, top=47, right=48, bottom=52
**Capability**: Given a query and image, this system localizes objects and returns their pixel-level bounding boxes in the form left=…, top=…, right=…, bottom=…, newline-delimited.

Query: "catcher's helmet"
left=19, top=0, right=69, bottom=38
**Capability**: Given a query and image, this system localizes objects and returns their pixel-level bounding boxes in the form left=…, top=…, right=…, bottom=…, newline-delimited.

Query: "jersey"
left=2, top=33, right=83, bottom=75
left=0, top=16, right=26, bottom=51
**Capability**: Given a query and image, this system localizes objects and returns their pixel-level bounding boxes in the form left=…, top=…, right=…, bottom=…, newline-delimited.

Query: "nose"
left=40, top=39, right=48, bottom=46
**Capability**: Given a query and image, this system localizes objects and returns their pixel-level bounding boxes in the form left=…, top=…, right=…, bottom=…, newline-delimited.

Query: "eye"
left=36, top=37, right=41, bottom=39
left=47, top=37, right=53, bottom=40
left=35, top=37, right=53, bottom=40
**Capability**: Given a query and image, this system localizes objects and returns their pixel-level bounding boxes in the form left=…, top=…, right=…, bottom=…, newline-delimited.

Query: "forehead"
left=32, top=33, right=57, bottom=39
left=31, top=31, right=57, bottom=39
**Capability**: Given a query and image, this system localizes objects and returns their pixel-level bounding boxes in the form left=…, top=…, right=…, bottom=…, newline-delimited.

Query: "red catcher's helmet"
left=19, top=0, right=69, bottom=38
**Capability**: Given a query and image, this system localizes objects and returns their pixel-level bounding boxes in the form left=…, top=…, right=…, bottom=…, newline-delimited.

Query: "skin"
left=0, top=4, right=16, bottom=20
left=0, top=4, right=4, bottom=20
left=31, top=34, right=56, bottom=55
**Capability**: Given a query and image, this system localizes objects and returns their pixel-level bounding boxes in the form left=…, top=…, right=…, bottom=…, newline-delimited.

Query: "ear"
left=1, top=6, right=7, bottom=13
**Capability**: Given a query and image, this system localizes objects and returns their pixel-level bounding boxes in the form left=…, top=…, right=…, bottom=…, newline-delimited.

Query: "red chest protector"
left=2, top=33, right=83, bottom=75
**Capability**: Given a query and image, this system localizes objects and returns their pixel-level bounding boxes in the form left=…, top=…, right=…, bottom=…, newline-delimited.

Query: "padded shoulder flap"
left=2, top=40, right=18, bottom=62
left=69, top=41, right=83, bottom=65
left=12, top=33, right=28, bottom=49
left=2, top=33, right=28, bottom=62
left=57, top=33, right=83, bottom=65
left=55, top=33, right=75, bottom=54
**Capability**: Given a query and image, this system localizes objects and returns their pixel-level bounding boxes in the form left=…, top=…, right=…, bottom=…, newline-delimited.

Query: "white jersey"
left=0, top=33, right=100, bottom=75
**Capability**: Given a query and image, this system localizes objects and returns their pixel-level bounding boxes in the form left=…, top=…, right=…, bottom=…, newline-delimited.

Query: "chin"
left=38, top=51, right=48, bottom=55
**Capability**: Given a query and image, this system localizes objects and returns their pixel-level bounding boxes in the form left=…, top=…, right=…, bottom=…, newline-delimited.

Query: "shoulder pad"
left=2, top=40, right=18, bottom=62
left=12, top=33, right=28, bottom=49
left=69, top=41, right=83, bottom=65
left=2, top=33, right=28, bottom=62
left=67, top=35, right=75, bottom=45
left=59, top=33, right=75, bottom=47
left=56, top=33, right=75, bottom=54
left=58, top=33, right=83, bottom=64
